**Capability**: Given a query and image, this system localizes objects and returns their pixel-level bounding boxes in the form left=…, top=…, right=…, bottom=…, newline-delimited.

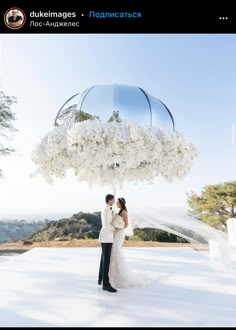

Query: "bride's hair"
left=118, top=197, right=127, bottom=213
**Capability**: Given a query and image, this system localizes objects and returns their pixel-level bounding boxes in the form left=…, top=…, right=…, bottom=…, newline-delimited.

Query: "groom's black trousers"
left=99, top=243, right=112, bottom=286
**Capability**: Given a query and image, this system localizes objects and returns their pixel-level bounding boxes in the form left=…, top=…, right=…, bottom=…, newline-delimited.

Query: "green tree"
left=129, top=228, right=187, bottom=242
left=0, top=91, right=17, bottom=178
left=187, top=181, right=236, bottom=231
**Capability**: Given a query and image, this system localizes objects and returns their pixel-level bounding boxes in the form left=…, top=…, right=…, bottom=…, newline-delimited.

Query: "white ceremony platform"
left=0, top=247, right=236, bottom=327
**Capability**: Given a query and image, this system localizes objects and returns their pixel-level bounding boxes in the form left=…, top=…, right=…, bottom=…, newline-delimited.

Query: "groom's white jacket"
left=98, top=204, right=115, bottom=243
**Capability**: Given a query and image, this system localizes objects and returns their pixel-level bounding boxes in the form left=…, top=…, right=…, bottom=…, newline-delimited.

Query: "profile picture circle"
left=4, top=7, right=26, bottom=29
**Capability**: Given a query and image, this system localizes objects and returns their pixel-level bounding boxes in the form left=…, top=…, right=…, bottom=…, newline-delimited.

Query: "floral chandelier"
left=31, top=84, right=197, bottom=186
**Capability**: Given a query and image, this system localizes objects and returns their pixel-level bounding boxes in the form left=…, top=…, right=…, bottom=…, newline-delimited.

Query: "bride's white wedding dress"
left=109, top=227, right=156, bottom=288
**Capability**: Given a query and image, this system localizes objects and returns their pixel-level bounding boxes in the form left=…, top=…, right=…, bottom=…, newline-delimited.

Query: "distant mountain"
left=0, top=212, right=72, bottom=221
left=30, top=212, right=102, bottom=242
left=0, top=220, right=49, bottom=243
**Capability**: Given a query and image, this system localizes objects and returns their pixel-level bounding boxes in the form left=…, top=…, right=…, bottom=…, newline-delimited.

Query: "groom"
left=98, top=194, right=117, bottom=293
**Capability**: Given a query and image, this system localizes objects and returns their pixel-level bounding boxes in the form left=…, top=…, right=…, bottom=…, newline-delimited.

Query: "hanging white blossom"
left=31, top=119, right=197, bottom=186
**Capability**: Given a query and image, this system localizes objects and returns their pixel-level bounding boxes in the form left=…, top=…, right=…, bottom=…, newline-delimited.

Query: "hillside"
left=0, top=212, right=192, bottom=244
left=0, top=220, right=48, bottom=243
left=30, top=211, right=188, bottom=243
left=30, top=212, right=101, bottom=241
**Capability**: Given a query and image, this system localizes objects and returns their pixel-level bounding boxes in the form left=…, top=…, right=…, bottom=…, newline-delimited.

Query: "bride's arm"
left=122, top=211, right=128, bottom=229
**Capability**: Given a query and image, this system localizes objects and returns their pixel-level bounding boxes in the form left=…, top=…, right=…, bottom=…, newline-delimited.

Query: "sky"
left=0, top=34, right=236, bottom=220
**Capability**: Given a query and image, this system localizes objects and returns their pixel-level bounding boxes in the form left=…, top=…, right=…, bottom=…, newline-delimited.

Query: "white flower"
left=31, top=119, right=198, bottom=186
left=113, top=214, right=125, bottom=229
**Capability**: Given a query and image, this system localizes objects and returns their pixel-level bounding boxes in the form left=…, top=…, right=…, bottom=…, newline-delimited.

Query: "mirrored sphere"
left=55, top=84, right=175, bottom=131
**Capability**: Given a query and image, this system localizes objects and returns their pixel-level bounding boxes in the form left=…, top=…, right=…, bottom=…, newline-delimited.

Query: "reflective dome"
left=55, top=84, right=175, bottom=131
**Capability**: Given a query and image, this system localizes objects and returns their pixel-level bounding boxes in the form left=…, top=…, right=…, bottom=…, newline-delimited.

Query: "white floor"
left=0, top=256, right=10, bottom=263
left=0, top=247, right=236, bottom=327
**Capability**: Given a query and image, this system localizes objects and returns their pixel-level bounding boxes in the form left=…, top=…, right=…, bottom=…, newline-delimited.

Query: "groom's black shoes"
left=98, top=279, right=102, bottom=285
left=102, top=285, right=117, bottom=293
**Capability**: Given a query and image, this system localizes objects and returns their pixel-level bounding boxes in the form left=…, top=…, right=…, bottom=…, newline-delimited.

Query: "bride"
left=109, top=197, right=154, bottom=288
